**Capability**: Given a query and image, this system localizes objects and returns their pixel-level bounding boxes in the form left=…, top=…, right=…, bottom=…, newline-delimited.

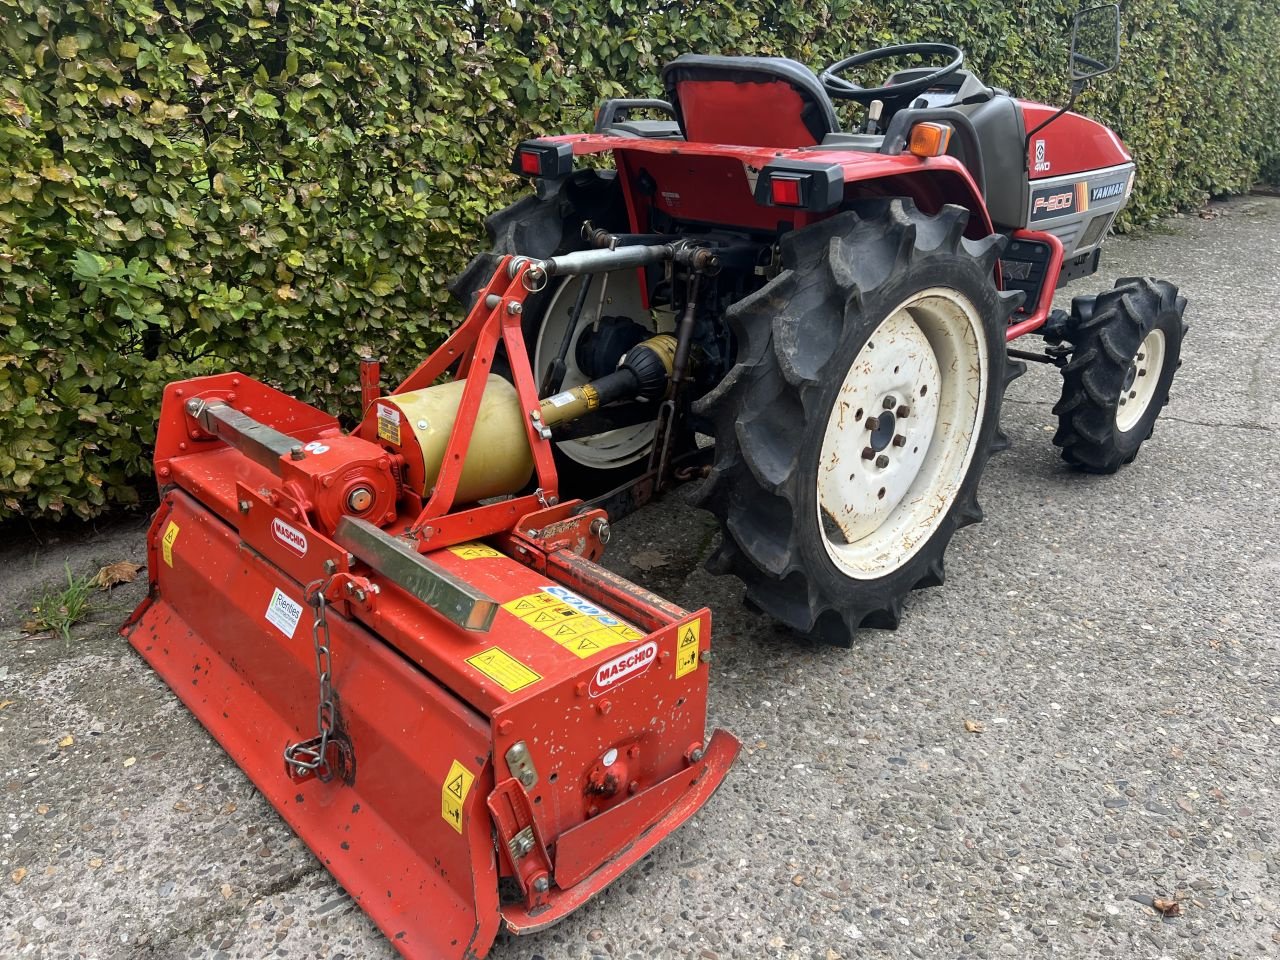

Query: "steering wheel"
left=820, top=43, right=965, bottom=106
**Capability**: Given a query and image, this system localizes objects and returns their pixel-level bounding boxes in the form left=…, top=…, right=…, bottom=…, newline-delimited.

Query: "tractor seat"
left=661, top=55, right=841, bottom=148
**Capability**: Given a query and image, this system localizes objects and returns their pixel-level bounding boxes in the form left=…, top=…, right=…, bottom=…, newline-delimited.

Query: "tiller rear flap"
left=124, top=252, right=739, bottom=959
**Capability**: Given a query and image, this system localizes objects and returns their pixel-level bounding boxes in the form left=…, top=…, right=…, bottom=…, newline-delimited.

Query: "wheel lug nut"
left=865, top=416, right=880, bottom=431
left=883, top=396, right=896, bottom=410
left=1137, top=353, right=1145, bottom=361
left=861, top=446, right=875, bottom=460
left=892, top=435, right=907, bottom=447
left=875, top=455, right=889, bottom=468
left=1129, top=390, right=1137, bottom=398
left=1138, top=369, right=1146, bottom=377
left=896, top=405, right=910, bottom=418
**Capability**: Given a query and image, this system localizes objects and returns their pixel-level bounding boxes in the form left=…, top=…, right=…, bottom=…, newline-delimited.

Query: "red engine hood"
left=1020, top=101, right=1131, bottom=180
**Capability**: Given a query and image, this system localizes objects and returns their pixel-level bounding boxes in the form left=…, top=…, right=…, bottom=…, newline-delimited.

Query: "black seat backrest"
left=661, top=55, right=841, bottom=148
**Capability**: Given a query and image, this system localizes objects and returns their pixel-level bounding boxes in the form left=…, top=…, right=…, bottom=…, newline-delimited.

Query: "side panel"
left=1021, top=103, right=1132, bottom=180
left=1025, top=162, right=1135, bottom=259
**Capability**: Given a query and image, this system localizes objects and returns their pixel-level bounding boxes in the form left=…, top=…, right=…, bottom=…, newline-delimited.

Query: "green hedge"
left=2, top=0, right=1277, bottom=520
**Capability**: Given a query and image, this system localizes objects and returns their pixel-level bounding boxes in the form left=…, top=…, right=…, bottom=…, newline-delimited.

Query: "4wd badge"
left=1033, top=138, right=1051, bottom=173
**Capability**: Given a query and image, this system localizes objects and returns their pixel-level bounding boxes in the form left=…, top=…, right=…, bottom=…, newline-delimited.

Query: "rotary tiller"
left=124, top=246, right=740, bottom=959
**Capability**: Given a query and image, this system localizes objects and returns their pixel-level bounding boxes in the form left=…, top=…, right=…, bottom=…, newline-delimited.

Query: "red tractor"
left=457, top=3, right=1187, bottom=644
left=126, top=6, right=1186, bottom=958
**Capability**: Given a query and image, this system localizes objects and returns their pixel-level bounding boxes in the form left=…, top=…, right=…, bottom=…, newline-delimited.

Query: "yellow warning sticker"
left=161, top=521, right=180, bottom=567
left=375, top=403, right=401, bottom=445
left=542, top=615, right=600, bottom=641
left=503, top=589, right=646, bottom=658
left=564, top=628, right=633, bottom=658
left=448, top=542, right=504, bottom=561
left=465, top=647, right=542, bottom=693
left=440, top=759, right=475, bottom=834
left=501, top=592, right=561, bottom=616
left=518, top=603, right=581, bottom=629
left=674, top=620, right=701, bottom=679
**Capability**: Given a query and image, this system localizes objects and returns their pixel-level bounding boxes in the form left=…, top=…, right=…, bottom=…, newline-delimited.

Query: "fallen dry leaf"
left=791, top=874, right=805, bottom=887
left=963, top=718, right=985, bottom=733
left=57, top=734, right=74, bottom=748
left=20, top=621, right=46, bottom=635
left=35, top=804, right=49, bottom=816
left=629, top=549, right=670, bottom=572
left=11, top=867, right=26, bottom=884
left=88, top=858, right=103, bottom=869
left=0, top=700, right=14, bottom=711
left=93, top=560, right=142, bottom=590
left=1153, top=897, right=1181, bottom=917
left=123, top=757, right=136, bottom=768
left=220, top=882, right=234, bottom=900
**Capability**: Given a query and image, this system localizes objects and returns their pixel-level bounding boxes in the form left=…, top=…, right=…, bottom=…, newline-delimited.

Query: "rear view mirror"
left=1070, top=4, right=1120, bottom=82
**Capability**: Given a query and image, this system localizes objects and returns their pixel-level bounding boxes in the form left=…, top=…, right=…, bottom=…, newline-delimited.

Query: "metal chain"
left=283, top=578, right=336, bottom=782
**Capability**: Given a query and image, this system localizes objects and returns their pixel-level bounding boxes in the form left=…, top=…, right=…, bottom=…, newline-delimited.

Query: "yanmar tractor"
left=125, top=6, right=1186, bottom=958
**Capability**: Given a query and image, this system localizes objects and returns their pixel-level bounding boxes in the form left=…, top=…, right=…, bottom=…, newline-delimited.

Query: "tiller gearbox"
left=124, top=248, right=740, bottom=959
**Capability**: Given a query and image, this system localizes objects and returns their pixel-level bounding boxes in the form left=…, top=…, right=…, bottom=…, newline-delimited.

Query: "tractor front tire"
left=694, top=199, right=1023, bottom=646
left=1052, top=277, right=1187, bottom=473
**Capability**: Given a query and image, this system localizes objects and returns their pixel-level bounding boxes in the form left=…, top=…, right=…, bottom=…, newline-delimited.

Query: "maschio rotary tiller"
left=125, top=242, right=740, bottom=958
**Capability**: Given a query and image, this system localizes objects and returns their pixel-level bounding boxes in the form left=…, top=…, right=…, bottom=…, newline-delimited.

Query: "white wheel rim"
left=533, top=271, right=670, bottom=470
left=1115, top=328, right=1165, bottom=432
left=816, top=288, right=988, bottom=580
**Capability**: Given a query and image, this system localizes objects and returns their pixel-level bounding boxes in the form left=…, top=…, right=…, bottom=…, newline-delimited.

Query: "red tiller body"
left=124, top=254, right=740, bottom=959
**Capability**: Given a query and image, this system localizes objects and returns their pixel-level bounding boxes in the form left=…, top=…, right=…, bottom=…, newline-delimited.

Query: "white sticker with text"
left=265, top=588, right=305, bottom=639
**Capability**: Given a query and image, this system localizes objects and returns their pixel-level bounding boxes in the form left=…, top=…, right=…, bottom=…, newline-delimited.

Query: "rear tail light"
left=770, top=176, right=803, bottom=207
left=517, top=150, right=542, bottom=175
left=511, top=140, right=575, bottom=178
left=754, top=161, right=843, bottom=213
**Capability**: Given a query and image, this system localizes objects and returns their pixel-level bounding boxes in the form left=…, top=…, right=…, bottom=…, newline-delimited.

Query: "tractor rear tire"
left=1052, top=277, right=1187, bottom=473
left=693, top=199, right=1024, bottom=646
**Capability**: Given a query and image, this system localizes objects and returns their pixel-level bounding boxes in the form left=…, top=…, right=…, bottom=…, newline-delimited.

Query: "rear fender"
left=839, top=168, right=993, bottom=236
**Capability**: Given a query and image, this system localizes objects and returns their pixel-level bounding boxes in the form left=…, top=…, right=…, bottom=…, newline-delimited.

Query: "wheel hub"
left=867, top=408, right=897, bottom=452
left=817, top=289, right=987, bottom=579
left=1116, top=327, right=1166, bottom=432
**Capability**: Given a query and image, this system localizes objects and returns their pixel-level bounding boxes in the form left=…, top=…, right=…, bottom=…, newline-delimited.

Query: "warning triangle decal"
left=447, top=774, right=465, bottom=798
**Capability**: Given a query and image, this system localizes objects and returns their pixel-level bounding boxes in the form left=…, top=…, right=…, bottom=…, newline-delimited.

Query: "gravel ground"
left=2, top=196, right=1278, bottom=960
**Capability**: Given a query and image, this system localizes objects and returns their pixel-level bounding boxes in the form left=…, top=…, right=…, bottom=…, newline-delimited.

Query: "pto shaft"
left=538, top=335, right=676, bottom=427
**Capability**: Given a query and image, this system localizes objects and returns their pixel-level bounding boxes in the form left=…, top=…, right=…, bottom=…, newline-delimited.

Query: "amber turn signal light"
left=908, top=122, right=953, bottom=158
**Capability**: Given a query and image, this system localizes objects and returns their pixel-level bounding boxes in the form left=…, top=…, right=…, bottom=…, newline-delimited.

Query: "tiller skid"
left=124, top=252, right=739, bottom=958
